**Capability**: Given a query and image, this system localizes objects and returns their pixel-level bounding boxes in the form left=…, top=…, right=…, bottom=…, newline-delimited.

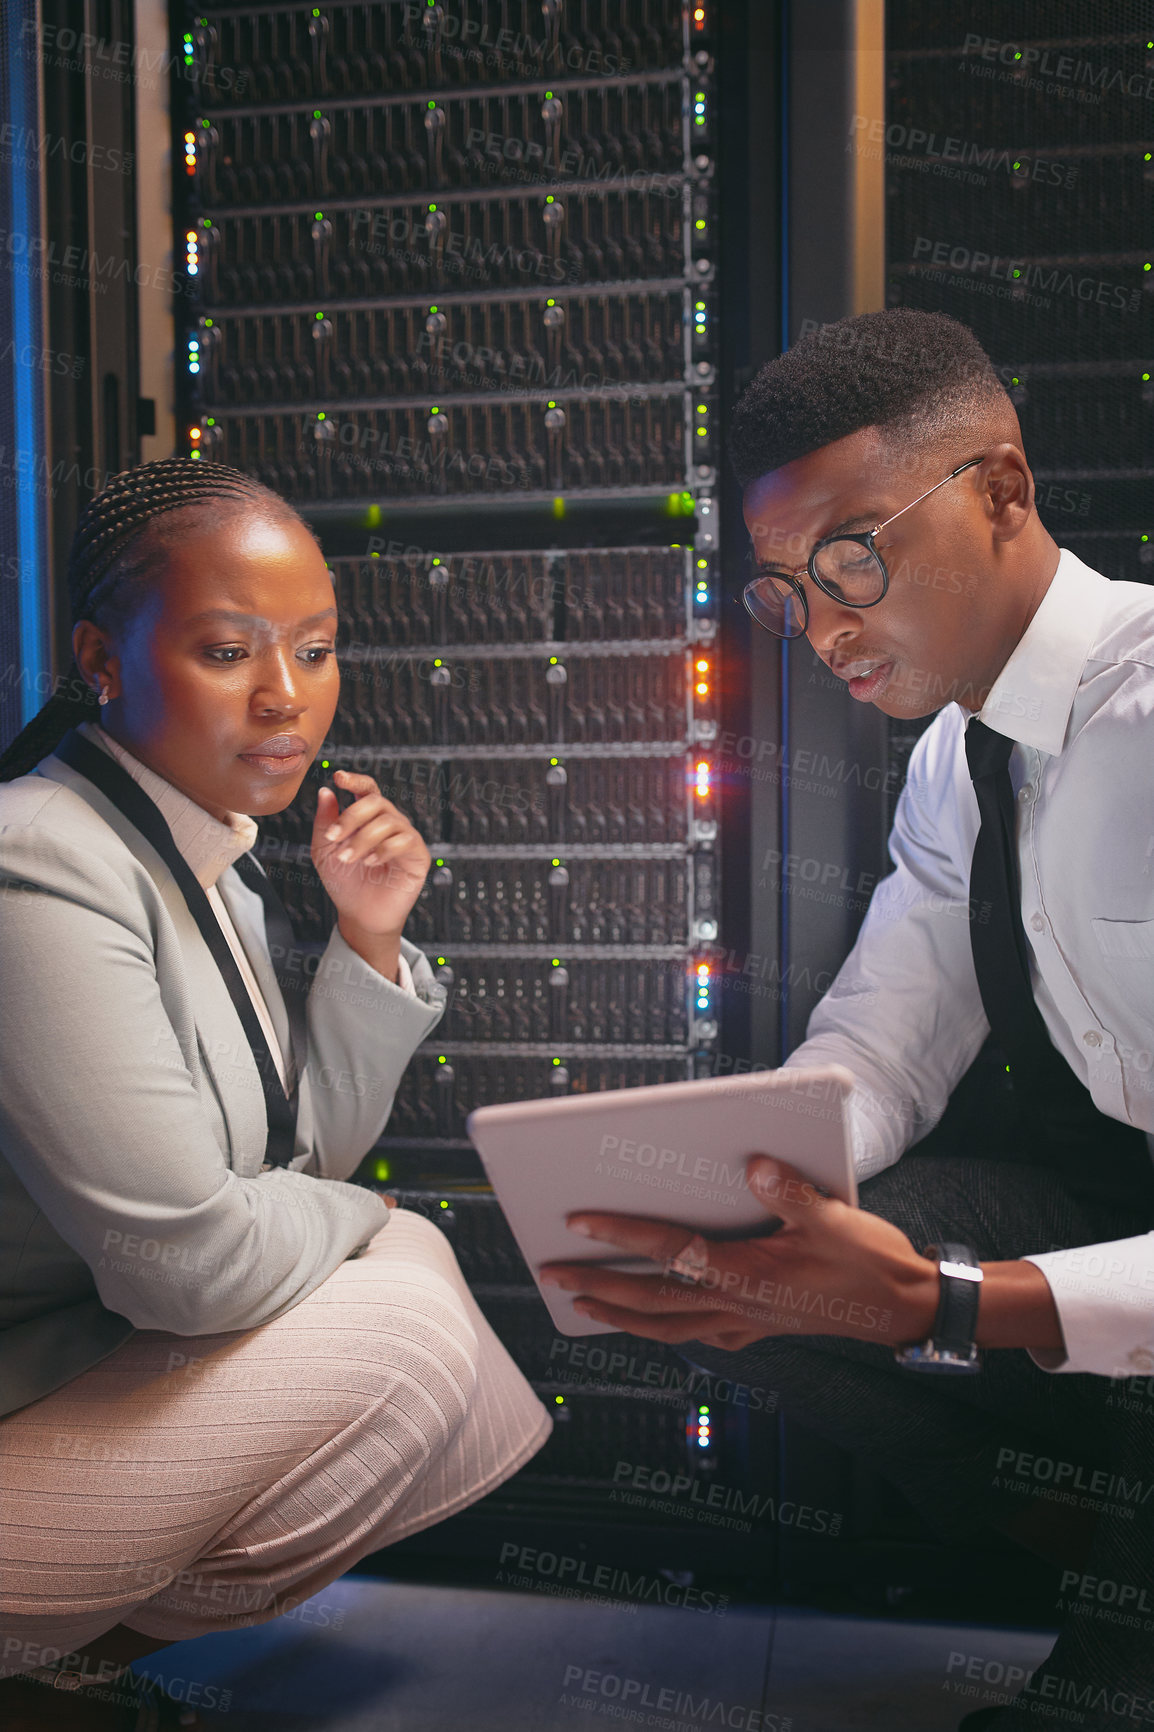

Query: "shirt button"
left=1083, top=1031, right=1102, bottom=1048
left=1018, top=785, right=1033, bottom=803
left=1129, top=1349, right=1154, bottom=1372
left=1029, top=913, right=1044, bottom=932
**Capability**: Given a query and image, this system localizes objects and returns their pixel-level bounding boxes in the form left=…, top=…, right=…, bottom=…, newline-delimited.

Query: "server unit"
left=174, top=0, right=742, bottom=1563
left=882, top=0, right=1154, bottom=828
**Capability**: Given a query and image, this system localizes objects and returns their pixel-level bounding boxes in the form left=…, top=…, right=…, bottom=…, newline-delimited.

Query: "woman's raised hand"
left=311, top=769, right=431, bottom=964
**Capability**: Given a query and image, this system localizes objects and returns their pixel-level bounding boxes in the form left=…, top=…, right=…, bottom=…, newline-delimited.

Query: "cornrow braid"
left=0, top=458, right=320, bottom=783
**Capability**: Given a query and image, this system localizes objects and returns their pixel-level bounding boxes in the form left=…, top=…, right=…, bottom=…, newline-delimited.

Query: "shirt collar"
left=78, top=721, right=258, bottom=890
left=974, top=546, right=1111, bottom=757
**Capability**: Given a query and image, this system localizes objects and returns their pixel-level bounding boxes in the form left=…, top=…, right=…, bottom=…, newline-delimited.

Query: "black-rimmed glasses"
left=742, top=457, right=983, bottom=639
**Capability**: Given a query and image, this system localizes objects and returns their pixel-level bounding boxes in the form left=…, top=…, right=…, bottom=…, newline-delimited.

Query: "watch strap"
left=924, top=1239, right=983, bottom=1354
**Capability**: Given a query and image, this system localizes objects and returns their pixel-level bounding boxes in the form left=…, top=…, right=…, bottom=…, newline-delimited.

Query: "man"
left=542, top=310, right=1154, bottom=1730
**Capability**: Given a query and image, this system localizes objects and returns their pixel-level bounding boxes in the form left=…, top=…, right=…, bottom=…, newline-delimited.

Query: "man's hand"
left=540, top=1154, right=941, bottom=1350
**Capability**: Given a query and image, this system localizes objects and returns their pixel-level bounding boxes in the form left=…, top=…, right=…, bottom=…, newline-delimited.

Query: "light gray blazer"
left=0, top=748, right=445, bottom=1417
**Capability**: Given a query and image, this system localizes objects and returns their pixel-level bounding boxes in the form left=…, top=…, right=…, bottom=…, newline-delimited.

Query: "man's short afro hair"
left=729, top=309, right=1010, bottom=488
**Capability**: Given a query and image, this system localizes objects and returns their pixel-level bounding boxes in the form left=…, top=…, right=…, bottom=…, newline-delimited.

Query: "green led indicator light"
left=432, top=556, right=441, bottom=564
left=428, top=100, right=436, bottom=108
left=314, top=110, right=321, bottom=118
left=317, top=411, right=326, bottom=420
left=433, top=658, right=443, bottom=666
left=373, top=1158, right=391, bottom=1182
left=429, top=203, right=437, bottom=212
left=547, top=400, right=556, bottom=408
left=1143, top=373, right=1151, bottom=382
left=546, top=91, right=553, bottom=99
left=695, top=219, right=706, bottom=229
left=321, top=759, right=330, bottom=768
left=550, top=757, right=559, bottom=766
left=315, top=211, right=323, bottom=220
left=438, top=1054, right=447, bottom=1064
left=549, top=655, right=558, bottom=664
left=546, top=298, right=556, bottom=306
left=206, top=416, right=215, bottom=425
left=554, top=1394, right=565, bottom=1403
left=439, top=1200, right=449, bottom=1209
left=552, top=958, right=561, bottom=967
left=437, top=955, right=447, bottom=965
left=546, top=194, right=555, bottom=203
left=552, top=858, right=560, bottom=866
left=430, top=304, right=438, bottom=312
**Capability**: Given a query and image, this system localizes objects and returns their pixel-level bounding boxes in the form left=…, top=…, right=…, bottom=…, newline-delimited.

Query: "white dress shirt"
left=782, top=547, right=1154, bottom=1378
left=81, top=723, right=419, bottom=1094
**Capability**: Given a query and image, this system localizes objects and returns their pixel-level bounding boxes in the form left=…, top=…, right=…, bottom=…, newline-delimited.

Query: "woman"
left=0, top=458, right=551, bottom=1730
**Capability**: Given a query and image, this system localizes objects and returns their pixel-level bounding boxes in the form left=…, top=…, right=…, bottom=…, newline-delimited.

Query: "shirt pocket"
left=1091, top=916, right=1154, bottom=968
left=1090, top=918, right=1154, bottom=1086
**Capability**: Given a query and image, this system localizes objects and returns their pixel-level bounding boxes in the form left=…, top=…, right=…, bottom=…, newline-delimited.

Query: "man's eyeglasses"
left=742, top=457, right=983, bottom=640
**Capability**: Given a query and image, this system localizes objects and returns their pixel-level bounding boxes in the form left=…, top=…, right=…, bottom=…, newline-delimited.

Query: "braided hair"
left=0, top=458, right=322, bottom=782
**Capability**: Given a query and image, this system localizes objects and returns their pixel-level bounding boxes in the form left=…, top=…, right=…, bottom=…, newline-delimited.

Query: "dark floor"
left=131, top=1575, right=1055, bottom=1730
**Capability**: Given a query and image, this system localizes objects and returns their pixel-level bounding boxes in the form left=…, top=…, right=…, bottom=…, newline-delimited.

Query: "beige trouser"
left=0, top=1209, right=551, bottom=1676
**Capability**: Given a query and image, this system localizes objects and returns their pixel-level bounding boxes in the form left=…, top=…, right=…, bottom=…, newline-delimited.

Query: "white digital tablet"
left=467, top=1063, right=857, bottom=1335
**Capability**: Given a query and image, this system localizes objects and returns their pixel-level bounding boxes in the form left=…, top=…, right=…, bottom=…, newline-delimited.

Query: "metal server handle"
left=543, top=302, right=565, bottom=377
left=549, top=966, right=569, bottom=1041
left=311, top=215, right=333, bottom=299
left=542, top=199, right=565, bottom=274
left=546, top=762, right=568, bottom=841
left=434, top=1060, right=455, bottom=1137
left=542, top=0, right=562, bottom=65
left=309, top=114, right=331, bottom=198
left=548, top=865, right=569, bottom=943
left=430, top=662, right=452, bottom=743
left=308, top=10, right=329, bottom=91
left=425, top=207, right=448, bottom=288
left=311, top=316, right=333, bottom=398
left=431, top=864, right=454, bottom=933
left=543, top=405, right=566, bottom=491
left=425, top=105, right=446, bottom=183
left=545, top=659, right=567, bottom=741
left=541, top=95, right=564, bottom=175
left=423, top=4, right=445, bottom=85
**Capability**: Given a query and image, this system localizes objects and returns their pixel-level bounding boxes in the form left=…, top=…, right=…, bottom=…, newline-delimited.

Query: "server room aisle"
left=130, top=1575, right=1056, bottom=1730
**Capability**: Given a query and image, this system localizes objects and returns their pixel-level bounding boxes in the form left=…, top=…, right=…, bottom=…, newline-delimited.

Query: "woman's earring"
left=97, top=683, right=110, bottom=706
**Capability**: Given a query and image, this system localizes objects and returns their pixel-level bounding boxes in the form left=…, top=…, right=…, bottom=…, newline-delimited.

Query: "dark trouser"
left=683, top=1153, right=1154, bottom=1731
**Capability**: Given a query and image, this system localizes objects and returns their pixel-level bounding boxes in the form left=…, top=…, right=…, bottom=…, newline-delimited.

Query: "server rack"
left=173, top=0, right=747, bottom=1565
left=882, top=0, right=1154, bottom=830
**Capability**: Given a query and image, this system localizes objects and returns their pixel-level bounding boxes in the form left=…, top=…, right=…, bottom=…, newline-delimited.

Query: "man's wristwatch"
left=893, top=1240, right=983, bottom=1373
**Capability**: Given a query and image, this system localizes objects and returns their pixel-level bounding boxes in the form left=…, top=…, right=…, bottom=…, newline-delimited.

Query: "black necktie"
left=54, top=729, right=305, bottom=1168
left=964, top=716, right=1154, bottom=1215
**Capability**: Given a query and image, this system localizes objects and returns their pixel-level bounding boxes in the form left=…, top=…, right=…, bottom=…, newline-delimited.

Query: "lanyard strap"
left=53, top=728, right=305, bottom=1169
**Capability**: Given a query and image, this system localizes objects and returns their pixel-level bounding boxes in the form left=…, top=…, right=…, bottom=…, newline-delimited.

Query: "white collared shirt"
left=782, top=546, right=1154, bottom=1378
left=79, top=723, right=418, bottom=1093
